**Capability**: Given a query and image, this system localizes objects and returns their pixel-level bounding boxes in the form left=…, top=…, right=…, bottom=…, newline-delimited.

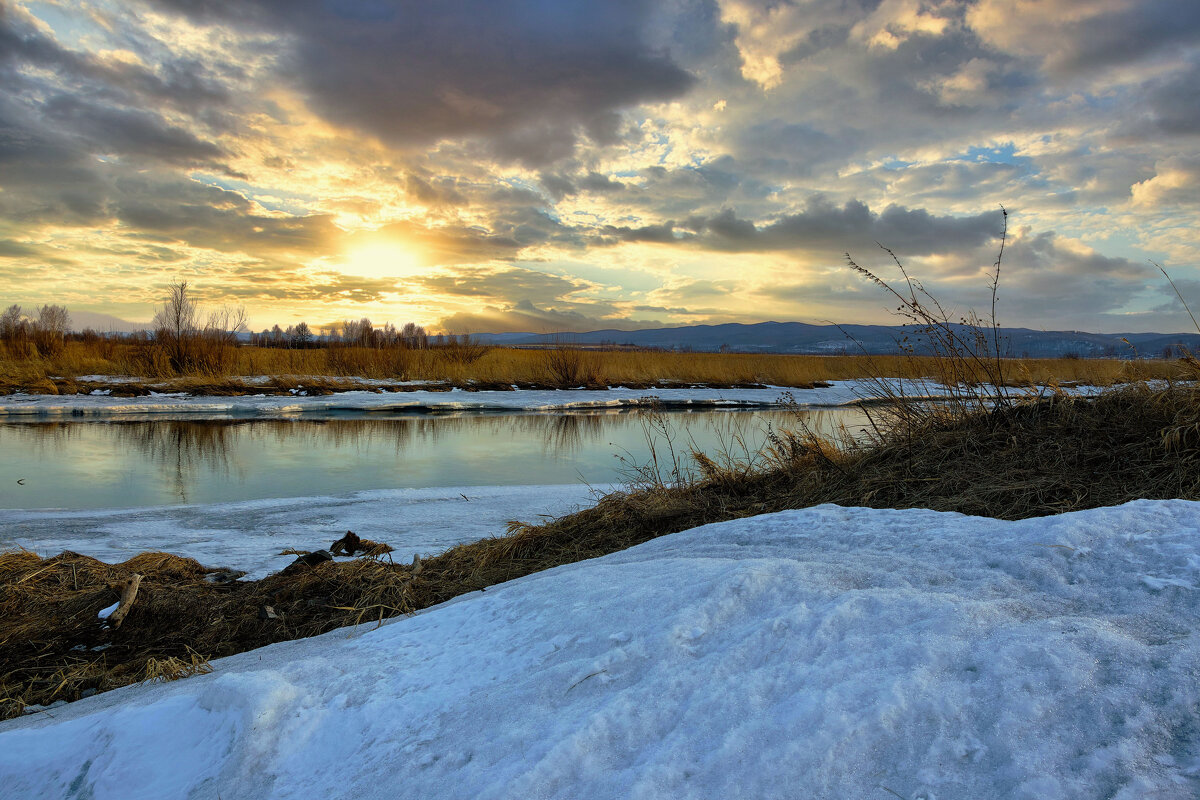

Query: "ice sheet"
left=0, top=484, right=607, bottom=578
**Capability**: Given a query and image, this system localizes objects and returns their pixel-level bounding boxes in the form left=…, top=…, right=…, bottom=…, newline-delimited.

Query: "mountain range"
left=473, top=321, right=1200, bottom=359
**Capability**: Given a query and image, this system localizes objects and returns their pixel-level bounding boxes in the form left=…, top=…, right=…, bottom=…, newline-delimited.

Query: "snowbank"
left=0, top=383, right=862, bottom=419
left=0, top=485, right=605, bottom=579
left=3, top=500, right=1199, bottom=798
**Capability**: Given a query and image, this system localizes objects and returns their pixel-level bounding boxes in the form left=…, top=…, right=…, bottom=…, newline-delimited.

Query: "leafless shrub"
left=436, top=334, right=490, bottom=365
left=150, top=280, right=247, bottom=374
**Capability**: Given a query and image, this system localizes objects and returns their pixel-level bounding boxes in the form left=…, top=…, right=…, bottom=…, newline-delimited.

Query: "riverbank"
left=3, top=382, right=1197, bottom=719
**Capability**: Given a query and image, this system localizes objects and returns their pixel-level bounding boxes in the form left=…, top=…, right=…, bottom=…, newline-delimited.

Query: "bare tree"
left=153, top=280, right=199, bottom=371
left=291, top=321, right=313, bottom=348
left=0, top=304, right=24, bottom=342
left=400, top=321, right=428, bottom=349
left=204, top=305, right=248, bottom=346
left=32, top=304, right=71, bottom=356
left=36, top=304, right=70, bottom=335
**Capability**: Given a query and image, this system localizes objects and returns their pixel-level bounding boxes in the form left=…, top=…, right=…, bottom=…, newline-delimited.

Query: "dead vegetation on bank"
left=5, top=381, right=1200, bottom=719
left=0, top=341, right=1193, bottom=397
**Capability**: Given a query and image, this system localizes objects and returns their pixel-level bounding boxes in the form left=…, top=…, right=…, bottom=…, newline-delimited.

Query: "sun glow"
left=341, top=241, right=425, bottom=279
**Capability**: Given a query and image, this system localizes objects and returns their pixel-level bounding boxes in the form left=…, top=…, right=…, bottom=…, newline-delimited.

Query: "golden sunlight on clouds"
left=1, top=0, right=1196, bottom=334
left=339, top=241, right=426, bottom=280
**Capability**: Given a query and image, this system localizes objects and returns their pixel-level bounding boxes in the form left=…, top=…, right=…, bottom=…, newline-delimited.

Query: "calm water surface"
left=0, top=408, right=869, bottom=510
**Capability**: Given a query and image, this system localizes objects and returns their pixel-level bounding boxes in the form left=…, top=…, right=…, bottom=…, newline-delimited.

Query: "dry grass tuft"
left=142, top=651, right=213, bottom=684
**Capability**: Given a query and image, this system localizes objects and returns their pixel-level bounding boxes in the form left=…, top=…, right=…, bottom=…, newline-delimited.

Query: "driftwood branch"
left=108, top=574, right=143, bottom=629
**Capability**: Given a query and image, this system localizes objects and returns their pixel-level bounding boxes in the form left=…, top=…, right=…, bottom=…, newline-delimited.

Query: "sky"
left=0, top=0, right=1197, bottom=334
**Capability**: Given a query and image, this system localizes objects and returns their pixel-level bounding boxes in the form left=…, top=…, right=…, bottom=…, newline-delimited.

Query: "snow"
left=95, top=601, right=119, bottom=620
left=0, top=380, right=1112, bottom=422
left=3, top=499, right=1200, bottom=798
left=0, top=485, right=606, bottom=579
left=0, top=383, right=864, bottom=419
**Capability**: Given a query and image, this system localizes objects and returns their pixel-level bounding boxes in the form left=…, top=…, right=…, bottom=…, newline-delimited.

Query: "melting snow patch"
left=2, top=499, right=1200, bottom=798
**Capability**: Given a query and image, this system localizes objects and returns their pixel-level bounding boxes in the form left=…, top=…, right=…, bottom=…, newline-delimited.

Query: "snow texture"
left=0, top=485, right=604, bottom=579
left=3, top=500, right=1199, bottom=798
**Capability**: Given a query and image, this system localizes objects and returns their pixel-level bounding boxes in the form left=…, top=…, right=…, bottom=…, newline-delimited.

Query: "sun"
left=341, top=241, right=425, bottom=279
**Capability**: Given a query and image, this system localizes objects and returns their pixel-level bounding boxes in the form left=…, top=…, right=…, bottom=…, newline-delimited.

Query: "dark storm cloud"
left=601, top=198, right=1001, bottom=256
left=602, top=221, right=682, bottom=245
left=0, top=97, right=112, bottom=225
left=153, top=0, right=696, bottom=165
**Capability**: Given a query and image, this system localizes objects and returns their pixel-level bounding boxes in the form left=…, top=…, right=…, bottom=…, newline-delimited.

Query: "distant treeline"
left=248, top=319, right=436, bottom=350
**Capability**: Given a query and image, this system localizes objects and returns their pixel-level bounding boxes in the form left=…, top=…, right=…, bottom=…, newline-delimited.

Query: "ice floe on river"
left=2, top=499, right=1199, bottom=798
left=0, top=484, right=605, bottom=579
left=0, top=383, right=862, bottom=419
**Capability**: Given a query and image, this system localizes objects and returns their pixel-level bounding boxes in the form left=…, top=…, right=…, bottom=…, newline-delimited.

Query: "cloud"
left=1143, top=58, right=1200, bottom=136
left=967, top=0, right=1200, bottom=77
left=2, top=0, right=1198, bottom=332
left=602, top=198, right=1003, bottom=256
left=415, top=267, right=589, bottom=306
left=154, top=0, right=695, bottom=165
left=114, top=179, right=341, bottom=255
left=1130, top=157, right=1200, bottom=208
left=0, top=239, right=40, bottom=258
left=41, top=95, right=224, bottom=164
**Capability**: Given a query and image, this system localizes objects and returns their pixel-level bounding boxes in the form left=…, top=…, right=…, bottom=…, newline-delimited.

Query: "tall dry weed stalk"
left=844, top=208, right=1019, bottom=438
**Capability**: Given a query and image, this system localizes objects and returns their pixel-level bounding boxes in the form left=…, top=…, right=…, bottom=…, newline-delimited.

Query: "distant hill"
left=473, top=321, right=1200, bottom=359
left=69, top=311, right=148, bottom=333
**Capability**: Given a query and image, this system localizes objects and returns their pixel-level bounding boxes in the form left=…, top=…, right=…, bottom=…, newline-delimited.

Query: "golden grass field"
left=0, top=339, right=1191, bottom=393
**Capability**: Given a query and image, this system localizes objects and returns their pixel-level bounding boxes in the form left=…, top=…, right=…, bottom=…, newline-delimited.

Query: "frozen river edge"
left=0, top=383, right=862, bottom=419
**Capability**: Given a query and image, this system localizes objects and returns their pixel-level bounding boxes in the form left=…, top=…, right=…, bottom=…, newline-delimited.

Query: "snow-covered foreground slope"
left=4, top=501, right=1200, bottom=799
left=0, top=485, right=605, bottom=579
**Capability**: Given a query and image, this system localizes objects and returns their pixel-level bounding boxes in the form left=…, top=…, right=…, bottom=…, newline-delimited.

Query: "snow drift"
left=2, top=501, right=1199, bottom=798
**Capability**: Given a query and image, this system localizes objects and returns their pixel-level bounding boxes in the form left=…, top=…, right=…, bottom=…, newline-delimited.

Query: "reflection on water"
left=0, top=408, right=868, bottom=510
